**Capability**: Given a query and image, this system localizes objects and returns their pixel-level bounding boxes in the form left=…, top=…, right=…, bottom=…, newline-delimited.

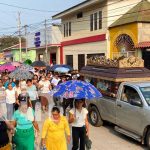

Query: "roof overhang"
left=135, top=41, right=150, bottom=49
left=52, top=0, right=104, bottom=19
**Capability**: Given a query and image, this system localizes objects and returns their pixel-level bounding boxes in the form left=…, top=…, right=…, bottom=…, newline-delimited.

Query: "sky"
left=0, top=0, right=84, bottom=35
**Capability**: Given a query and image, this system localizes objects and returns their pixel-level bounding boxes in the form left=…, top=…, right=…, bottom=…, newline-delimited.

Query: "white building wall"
left=27, top=25, right=62, bottom=48
left=61, top=1, right=107, bottom=41
left=63, top=41, right=106, bottom=70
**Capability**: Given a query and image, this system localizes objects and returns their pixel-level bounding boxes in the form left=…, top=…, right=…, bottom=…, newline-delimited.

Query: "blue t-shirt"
left=27, top=85, right=37, bottom=101
left=13, top=109, right=34, bottom=129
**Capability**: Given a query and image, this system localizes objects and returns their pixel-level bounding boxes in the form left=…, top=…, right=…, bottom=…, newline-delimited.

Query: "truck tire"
left=89, top=106, right=103, bottom=127
left=146, top=129, right=150, bottom=149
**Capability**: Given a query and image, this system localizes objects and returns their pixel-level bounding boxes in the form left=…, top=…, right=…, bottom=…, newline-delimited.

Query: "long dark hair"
left=51, top=106, right=60, bottom=113
left=75, top=98, right=86, bottom=108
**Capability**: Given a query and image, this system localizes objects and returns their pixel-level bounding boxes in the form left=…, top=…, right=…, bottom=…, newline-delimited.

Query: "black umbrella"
left=31, top=61, right=46, bottom=67
left=46, top=65, right=52, bottom=71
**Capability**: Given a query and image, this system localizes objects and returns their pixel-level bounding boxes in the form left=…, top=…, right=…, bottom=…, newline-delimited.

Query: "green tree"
left=0, top=36, right=26, bottom=50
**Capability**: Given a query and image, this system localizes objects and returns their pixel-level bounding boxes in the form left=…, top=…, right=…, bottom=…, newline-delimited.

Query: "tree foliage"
left=0, top=36, right=26, bottom=50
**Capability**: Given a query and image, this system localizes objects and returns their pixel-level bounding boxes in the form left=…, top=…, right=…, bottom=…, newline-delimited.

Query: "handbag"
left=85, top=135, right=92, bottom=150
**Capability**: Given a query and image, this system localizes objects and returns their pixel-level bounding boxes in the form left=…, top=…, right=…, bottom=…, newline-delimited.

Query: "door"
left=50, top=53, right=56, bottom=65
left=116, top=85, right=144, bottom=135
left=78, top=54, right=85, bottom=70
left=66, top=55, right=73, bottom=67
left=142, top=49, right=150, bottom=69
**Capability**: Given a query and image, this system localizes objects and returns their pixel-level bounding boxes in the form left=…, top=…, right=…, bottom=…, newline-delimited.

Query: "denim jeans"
left=0, top=102, right=7, bottom=118
left=6, top=103, right=14, bottom=120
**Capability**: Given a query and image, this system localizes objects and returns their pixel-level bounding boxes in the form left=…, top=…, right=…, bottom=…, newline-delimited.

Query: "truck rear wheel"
left=146, top=129, right=150, bottom=149
left=89, top=106, right=103, bottom=127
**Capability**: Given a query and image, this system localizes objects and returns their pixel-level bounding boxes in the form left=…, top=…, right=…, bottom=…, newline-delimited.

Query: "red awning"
left=135, top=41, right=150, bottom=48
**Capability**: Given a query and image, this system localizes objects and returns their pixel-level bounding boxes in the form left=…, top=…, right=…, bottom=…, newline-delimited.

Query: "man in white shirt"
left=51, top=74, right=60, bottom=88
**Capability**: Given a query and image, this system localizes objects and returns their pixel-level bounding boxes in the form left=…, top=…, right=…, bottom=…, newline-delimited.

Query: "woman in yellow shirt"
left=42, top=106, right=71, bottom=150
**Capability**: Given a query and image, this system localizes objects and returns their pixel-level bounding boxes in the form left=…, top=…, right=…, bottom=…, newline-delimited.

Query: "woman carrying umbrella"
left=69, top=99, right=89, bottom=150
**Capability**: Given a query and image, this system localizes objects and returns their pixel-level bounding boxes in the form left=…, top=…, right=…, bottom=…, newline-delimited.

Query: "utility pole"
left=44, top=19, right=48, bottom=63
left=18, top=12, right=22, bottom=62
left=24, top=25, right=28, bottom=60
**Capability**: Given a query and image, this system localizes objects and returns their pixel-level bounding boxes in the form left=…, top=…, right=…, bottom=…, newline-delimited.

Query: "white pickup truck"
left=87, top=81, right=150, bottom=149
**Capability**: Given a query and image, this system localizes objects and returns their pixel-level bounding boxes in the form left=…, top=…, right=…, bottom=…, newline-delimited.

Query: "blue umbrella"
left=54, top=67, right=70, bottom=73
left=52, top=80, right=102, bottom=100
left=50, top=64, right=73, bottom=71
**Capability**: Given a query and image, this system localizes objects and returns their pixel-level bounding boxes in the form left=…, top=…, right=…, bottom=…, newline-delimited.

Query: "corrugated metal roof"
left=109, top=0, right=150, bottom=28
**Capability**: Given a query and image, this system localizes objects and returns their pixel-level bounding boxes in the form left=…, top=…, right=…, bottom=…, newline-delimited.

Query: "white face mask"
left=22, top=90, right=27, bottom=95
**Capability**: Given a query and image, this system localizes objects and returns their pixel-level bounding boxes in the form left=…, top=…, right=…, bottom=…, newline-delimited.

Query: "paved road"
left=37, top=97, right=147, bottom=150
left=89, top=124, right=147, bottom=150
left=38, top=113, right=147, bottom=150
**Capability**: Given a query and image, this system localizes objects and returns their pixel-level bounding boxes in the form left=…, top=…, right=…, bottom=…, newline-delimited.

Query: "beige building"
left=52, top=0, right=148, bottom=70
left=27, top=24, right=62, bottom=65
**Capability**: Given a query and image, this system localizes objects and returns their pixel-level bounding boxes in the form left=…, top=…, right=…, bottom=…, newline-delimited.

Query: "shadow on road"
left=103, top=123, right=147, bottom=150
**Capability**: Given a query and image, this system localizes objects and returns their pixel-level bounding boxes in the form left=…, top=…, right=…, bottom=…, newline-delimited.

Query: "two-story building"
left=53, top=0, right=107, bottom=70
left=27, top=24, right=62, bottom=65
left=52, top=0, right=144, bottom=70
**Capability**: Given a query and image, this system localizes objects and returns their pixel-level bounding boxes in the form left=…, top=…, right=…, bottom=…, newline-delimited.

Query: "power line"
left=0, top=0, right=142, bottom=32
left=0, top=2, right=60, bottom=13
left=0, top=1, right=150, bottom=35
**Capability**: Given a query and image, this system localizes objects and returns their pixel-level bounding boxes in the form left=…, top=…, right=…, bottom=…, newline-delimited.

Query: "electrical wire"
left=0, top=2, right=59, bottom=13
left=0, top=0, right=149, bottom=35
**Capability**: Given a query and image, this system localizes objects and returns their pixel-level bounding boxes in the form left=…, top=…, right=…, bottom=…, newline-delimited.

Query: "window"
left=78, top=54, right=85, bottom=70
left=140, top=87, right=150, bottom=105
left=99, top=11, right=102, bottom=29
left=69, top=22, right=71, bottom=36
left=38, top=54, right=43, bottom=61
left=64, top=22, right=71, bottom=37
left=90, top=14, right=93, bottom=31
left=66, top=22, right=68, bottom=37
left=64, top=24, right=66, bottom=37
left=121, top=86, right=141, bottom=103
left=94, top=13, right=97, bottom=30
left=90, top=11, right=102, bottom=31
left=77, top=12, right=83, bottom=19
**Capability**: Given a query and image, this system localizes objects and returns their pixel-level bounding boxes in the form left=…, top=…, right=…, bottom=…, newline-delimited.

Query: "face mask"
left=22, top=91, right=27, bottom=95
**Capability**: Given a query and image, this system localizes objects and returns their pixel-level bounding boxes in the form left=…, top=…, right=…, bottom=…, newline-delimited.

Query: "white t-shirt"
left=6, top=88, right=16, bottom=104
left=20, top=81, right=27, bottom=89
left=39, top=80, right=50, bottom=93
left=51, top=77, right=60, bottom=87
left=69, top=108, right=88, bottom=127
left=14, top=87, right=21, bottom=96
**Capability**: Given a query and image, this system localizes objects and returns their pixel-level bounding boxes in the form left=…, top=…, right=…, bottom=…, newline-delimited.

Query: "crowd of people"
left=0, top=69, right=90, bottom=150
